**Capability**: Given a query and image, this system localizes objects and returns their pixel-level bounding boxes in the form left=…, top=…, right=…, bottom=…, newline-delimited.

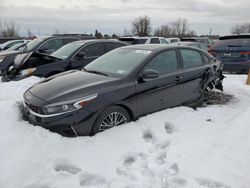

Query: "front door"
left=136, top=49, right=183, bottom=116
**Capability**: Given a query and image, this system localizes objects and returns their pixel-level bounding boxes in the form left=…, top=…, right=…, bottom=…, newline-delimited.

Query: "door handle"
left=174, top=76, right=183, bottom=81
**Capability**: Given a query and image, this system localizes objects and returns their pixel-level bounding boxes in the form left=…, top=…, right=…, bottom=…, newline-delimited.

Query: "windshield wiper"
left=83, top=68, right=109, bottom=77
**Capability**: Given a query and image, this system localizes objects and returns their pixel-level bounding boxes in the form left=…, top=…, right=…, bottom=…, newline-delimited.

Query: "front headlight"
left=42, top=94, right=98, bottom=115
left=0, top=56, right=5, bottom=63
left=20, top=68, right=36, bottom=77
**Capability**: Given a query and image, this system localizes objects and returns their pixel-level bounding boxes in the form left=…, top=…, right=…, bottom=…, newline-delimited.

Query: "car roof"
left=1, top=39, right=25, bottom=45
left=219, top=34, right=250, bottom=40
left=70, top=39, right=128, bottom=45
left=121, top=44, right=199, bottom=51
left=119, top=36, right=165, bottom=39
left=169, top=41, right=199, bottom=46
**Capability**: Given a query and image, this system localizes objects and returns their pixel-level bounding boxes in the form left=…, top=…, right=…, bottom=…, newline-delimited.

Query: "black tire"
left=92, top=106, right=131, bottom=135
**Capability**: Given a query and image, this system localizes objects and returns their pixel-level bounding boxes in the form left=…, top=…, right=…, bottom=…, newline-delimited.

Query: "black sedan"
left=22, top=45, right=224, bottom=136
left=0, top=36, right=82, bottom=76
left=2, top=40, right=127, bottom=81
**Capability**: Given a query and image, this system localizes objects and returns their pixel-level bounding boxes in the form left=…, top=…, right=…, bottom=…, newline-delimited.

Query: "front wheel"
left=92, top=106, right=131, bottom=135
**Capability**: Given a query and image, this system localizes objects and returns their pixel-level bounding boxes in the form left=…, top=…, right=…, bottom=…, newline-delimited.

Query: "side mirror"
left=76, top=51, right=86, bottom=60
left=140, top=69, right=159, bottom=82
left=38, top=47, right=54, bottom=54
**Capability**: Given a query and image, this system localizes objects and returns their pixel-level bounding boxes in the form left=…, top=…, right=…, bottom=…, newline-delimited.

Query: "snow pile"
left=0, top=75, right=250, bottom=188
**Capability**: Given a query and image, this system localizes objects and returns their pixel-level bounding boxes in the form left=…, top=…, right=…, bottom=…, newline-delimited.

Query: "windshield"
left=51, top=42, right=83, bottom=59
left=84, top=48, right=151, bottom=77
left=26, top=39, right=44, bottom=51
left=5, top=43, right=24, bottom=52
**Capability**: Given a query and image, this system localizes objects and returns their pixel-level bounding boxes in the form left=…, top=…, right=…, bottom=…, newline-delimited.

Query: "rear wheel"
left=92, top=106, right=131, bottom=135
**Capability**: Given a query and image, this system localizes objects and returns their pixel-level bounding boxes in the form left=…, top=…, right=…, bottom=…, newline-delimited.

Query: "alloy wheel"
left=99, top=112, right=128, bottom=131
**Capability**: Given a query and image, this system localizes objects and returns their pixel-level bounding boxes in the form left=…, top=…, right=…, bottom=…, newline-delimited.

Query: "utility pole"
left=209, top=28, right=212, bottom=36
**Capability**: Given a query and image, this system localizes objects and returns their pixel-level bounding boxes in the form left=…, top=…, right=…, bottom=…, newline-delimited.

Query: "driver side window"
left=144, top=50, right=178, bottom=74
left=81, top=43, right=105, bottom=58
left=39, top=39, right=63, bottom=53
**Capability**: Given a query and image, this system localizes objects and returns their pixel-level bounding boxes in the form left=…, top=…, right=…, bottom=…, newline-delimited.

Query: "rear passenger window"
left=81, top=43, right=105, bottom=58
left=144, top=50, right=178, bottom=74
left=150, top=38, right=160, bottom=44
left=170, top=39, right=179, bottom=43
left=63, top=38, right=79, bottom=45
left=105, top=43, right=124, bottom=52
left=181, top=49, right=203, bottom=68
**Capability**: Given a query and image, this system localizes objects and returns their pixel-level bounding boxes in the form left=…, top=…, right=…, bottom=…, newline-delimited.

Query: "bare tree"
left=27, top=28, right=34, bottom=38
left=231, top=23, right=250, bottom=34
left=154, top=18, right=196, bottom=38
left=154, top=25, right=173, bottom=37
left=0, top=20, right=19, bottom=37
left=131, top=15, right=152, bottom=36
left=172, top=18, right=189, bottom=37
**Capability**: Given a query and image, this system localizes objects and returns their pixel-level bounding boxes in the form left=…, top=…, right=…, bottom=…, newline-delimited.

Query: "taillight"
left=240, top=52, right=250, bottom=55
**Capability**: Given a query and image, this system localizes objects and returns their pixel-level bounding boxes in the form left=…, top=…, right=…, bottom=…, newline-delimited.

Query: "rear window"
left=134, top=39, right=147, bottom=44
left=150, top=38, right=160, bottom=44
left=212, top=38, right=250, bottom=48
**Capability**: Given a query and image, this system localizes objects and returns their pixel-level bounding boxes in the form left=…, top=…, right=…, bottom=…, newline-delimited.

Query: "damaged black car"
left=2, top=40, right=127, bottom=81
left=0, top=35, right=94, bottom=77
left=22, top=45, right=224, bottom=136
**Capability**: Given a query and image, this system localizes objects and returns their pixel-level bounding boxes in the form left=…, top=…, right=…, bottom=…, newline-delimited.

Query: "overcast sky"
left=0, top=0, right=249, bottom=36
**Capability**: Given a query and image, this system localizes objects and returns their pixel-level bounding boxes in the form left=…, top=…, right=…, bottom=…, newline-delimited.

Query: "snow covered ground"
left=0, top=75, right=250, bottom=188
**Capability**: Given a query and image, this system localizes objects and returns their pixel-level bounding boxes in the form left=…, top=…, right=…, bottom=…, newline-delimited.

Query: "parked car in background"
left=208, top=35, right=250, bottom=73
left=0, top=35, right=87, bottom=76
left=170, top=41, right=209, bottom=51
left=0, top=40, right=30, bottom=51
left=181, top=37, right=214, bottom=48
left=118, top=37, right=169, bottom=45
left=2, top=40, right=127, bottom=81
left=22, top=45, right=224, bottom=136
left=1, top=40, right=31, bottom=53
left=165, top=38, right=180, bottom=43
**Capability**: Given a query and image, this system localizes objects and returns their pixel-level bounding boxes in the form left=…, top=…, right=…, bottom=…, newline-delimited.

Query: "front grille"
left=25, top=101, right=43, bottom=114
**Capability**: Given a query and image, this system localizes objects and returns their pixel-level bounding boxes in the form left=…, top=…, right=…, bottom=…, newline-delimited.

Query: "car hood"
left=0, top=50, right=31, bottom=70
left=13, top=52, right=62, bottom=68
left=28, top=70, right=122, bottom=104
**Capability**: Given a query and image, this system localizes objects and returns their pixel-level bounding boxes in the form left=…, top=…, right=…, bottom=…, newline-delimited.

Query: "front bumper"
left=22, top=102, right=96, bottom=136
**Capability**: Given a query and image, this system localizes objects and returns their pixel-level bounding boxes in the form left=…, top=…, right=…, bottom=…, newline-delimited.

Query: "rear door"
left=136, top=49, right=183, bottom=116
left=178, top=48, right=206, bottom=104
